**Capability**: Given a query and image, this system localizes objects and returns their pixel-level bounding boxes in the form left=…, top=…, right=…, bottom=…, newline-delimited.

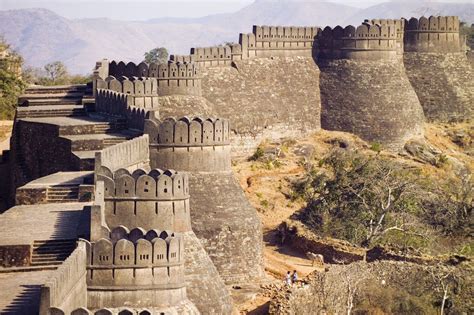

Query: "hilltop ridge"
left=1, top=1, right=474, bottom=73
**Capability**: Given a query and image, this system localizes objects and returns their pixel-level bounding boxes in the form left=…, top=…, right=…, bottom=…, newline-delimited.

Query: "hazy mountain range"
left=1, top=0, right=473, bottom=74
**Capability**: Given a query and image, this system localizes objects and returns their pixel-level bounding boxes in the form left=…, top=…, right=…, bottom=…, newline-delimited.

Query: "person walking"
left=285, top=271, right=292, bottom=287
left=292, top=270, right=298, bottom=285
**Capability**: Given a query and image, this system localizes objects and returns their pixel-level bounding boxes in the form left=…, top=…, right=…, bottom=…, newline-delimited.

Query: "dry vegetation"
left=232, top=122, right=473, bottom=314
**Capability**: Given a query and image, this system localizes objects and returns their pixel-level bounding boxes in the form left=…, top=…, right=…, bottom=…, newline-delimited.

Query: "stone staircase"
left=31, top=239, right=76, bottom=266
left=46, top=185, right=80, bottom=203
left=16, top=85, right=91, bottom=119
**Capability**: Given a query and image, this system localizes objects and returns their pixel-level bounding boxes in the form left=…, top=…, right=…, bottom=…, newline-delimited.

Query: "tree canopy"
left=144, top=47, right=169, bottom=64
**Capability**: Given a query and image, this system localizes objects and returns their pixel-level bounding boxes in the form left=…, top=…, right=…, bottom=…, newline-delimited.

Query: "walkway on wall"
left=0, top=271, right=54, bottom=315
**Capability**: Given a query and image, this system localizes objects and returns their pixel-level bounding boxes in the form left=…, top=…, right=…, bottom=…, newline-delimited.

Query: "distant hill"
left=347, top=2, right=474, bottom=25
left=0, top=1, right=472, bottom=74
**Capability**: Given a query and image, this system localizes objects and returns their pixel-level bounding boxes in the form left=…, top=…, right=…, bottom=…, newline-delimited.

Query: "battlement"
left=95, top=89, right=157, bottom=130
left=239, top=25, right=318, bottom=58
left=86, top=232, right=187, bottom=309
left=48, top=307, right=165, bottom=315
left=96, top=76, right=159, bottom=109
left=366, top=19, right=405, bottom=54
left=95, top=168, right=192, bottom=233
left=90, top=232, right=183, bottom=270
left=171, top=44, right=243, bottom=67
left=97, top=168, right=189, bottom=200
left=94, top=135, right=150, bottom=176
left=145, top=116, right=230, bottom=146
left=106, top=60, right=201, bottom=96
left=39, top=241, right=88, bottom=314
left=404, top=16, right=462, bottom=53
left=317, top=22, right=399, bottom=60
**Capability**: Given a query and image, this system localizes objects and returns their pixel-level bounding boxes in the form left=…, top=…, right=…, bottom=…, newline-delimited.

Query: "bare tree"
left=44, top=61, right=68, bottom=82
left=430, top=268, right=457, bottom=315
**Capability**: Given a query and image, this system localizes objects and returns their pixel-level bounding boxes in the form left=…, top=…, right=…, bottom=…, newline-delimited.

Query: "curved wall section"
left=317, top=23, right=399, bottom=61
left=144, top=117, right=231, bottom=173
left=107, top=61, right=201, bottom=97
left=404, top=16, right=461, bottom=53
left=96, top=168, right=192, bottom=233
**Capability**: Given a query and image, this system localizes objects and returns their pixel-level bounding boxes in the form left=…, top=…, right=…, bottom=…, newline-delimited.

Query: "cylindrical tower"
left=316, top=22, right=425, bottom=149
left=144, top=116, right=265, bottom=285
left=403, top=16, right=474, bottom=122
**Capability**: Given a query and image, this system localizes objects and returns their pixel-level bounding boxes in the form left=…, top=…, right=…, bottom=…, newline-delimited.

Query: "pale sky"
left=0, top=0, right=472, bottom=20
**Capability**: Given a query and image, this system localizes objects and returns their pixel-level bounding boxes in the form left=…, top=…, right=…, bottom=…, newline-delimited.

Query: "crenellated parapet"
left=404, top=16, right=462, bottom=53
left=144, top=117, right=231, bottom=172
left=86, top=231, right=192, bottom=310
left=95, top=89, right=157, bottom=131
left=107, top=60, right=201, bottom=96
left=96, top=76, right=159, bottom=109
left=317, top=22, right=399, bottom=60
left=87, top=232, right=184, bottom=288
left=366, top=19, right=405, bottom=54
left=95, top=167, right=192, bottom=233
left=172, top=44, right=243, bottom=67
left=240, top=25, right=319, bottom=58
left=144, top=116, right=230, bottom=146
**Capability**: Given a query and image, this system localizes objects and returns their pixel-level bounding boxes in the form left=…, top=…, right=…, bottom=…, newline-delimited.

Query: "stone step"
left=30, top=261, right=63, bottom=266
left=58, top=122, right=127, bottom=136
left=72, top=150, right=97, bottom=171
left=22, top=98, right=83, bottom=106
left=25, top=85, right=88, bottom=94
left=16, top=105, right=86, bottom=118
left=19, top=92, right=84, bottom=100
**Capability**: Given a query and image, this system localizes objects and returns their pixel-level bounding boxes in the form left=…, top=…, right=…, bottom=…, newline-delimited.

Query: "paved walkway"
left=0, top=202, right=89, bottom=245
left=0, top=270, right=54, bottom=314
left=19, top=171, right=93, bottom=189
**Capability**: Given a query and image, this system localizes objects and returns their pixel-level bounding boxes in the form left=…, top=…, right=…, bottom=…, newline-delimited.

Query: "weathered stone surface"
left=319, top=59, right=425, bottom=149
left=188, top=173, right=265, bottom=285
left=183, top=231, right=234, bottom=315
left=404, top=52, right=474, bottom=122
left=201, top=57, right=321, bottom=153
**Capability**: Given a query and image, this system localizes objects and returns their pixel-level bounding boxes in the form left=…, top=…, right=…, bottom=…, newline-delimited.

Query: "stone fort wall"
left=315, top=21, right=426, bottom=148
left=144, top=116, right=231, bottom=172
left=96, top=168, right=192, bottom=233
left=96, top=76, right=160, bottom=109
left=106, top=61, right=201, bottom=97
left=92, top=168, right=233, bottom=313
left=144, top=116, right=265, bottom=285
left=402, top=16, right=474, bottom=122
left=95, top=89, right=159, bottom=131
left=317, top=23, right=399, bottom=61
left=94, top=135, right=150, bottom=177
left=404, top=16, right=461, bottom=53
left=39, top=241, right=88, bottom=315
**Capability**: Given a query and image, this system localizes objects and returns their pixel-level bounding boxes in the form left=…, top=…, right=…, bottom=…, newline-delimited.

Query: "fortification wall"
left=145, top=117, right=264, bottom=284
left=145, top=117, right=231, bottom=172
left=96, top=76, right=160, bottom=109
left=317, top=23, right=399, bottom=61
left=10, top=121, right=74, bottom=200
left=404, top=16, right=462, bottom=53
left=318, top=58, right=425, bottom=149
left=403, top=52, right=474, bottom=122
left=39, top=241, right=88, bottom=315
left=94, top=135, right=150, bottom=176
left=240, top=25, right=318, bottom=59
left=96, top=168, right=192, bottom=233
left=187, top=173, right=264, bottom=284
left=95, top=89, right=159, bottom=131
left=186, top=57, right=321, bottom=154
left=367, top=19, right=405, bottom=55
left=107, top=61, right=201, bottom=97
left=172, top=44, right=241, bottom=67
left=92, top=169, right=233, bottom=313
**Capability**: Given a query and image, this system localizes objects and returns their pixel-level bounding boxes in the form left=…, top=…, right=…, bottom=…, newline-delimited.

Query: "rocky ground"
left=231, top=122, right=473, bottom=314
